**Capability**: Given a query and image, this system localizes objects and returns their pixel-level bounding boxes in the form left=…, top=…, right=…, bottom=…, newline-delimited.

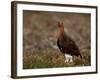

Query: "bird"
left=57, top=21, right=82, bottom=63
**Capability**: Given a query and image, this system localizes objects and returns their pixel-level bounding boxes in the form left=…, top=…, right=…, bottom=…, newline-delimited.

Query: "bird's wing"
left=57, top=34, right=81, bottom=56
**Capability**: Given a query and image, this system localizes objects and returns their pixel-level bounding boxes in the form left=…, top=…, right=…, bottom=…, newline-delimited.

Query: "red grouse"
left=57, top=22, right=82, bottom=63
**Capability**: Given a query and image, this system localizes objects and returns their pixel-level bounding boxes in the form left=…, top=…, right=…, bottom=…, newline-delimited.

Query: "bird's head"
left=58, top=21, right=64, bottom=28
left=57, top=21, right=65, bottom=38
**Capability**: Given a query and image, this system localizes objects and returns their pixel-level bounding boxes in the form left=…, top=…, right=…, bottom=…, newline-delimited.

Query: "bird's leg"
left=69, top=56, right=73, bottom=63
left=64, top=54, right=73, bottom=63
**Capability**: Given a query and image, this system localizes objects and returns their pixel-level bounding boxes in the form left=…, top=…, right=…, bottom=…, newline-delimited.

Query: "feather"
left=57, top=22, right=82, bottom=62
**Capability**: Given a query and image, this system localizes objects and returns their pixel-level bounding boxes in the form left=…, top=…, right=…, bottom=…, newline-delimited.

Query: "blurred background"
left=23, top=10, right=91, bottom=69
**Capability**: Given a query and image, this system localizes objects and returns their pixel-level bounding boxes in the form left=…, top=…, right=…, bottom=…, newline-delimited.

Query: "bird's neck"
left=59, top=26, right=65, bottom=36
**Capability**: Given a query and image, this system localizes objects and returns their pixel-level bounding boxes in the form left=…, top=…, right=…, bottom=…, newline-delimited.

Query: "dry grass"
left=23, top=49, right=90, bottom=69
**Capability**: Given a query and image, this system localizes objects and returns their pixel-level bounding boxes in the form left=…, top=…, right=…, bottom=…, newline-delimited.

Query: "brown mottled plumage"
left=57, top=22, right=82, bottom=58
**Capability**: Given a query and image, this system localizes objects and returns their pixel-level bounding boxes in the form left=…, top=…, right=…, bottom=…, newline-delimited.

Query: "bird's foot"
left=69, top=58, right=73, bottom=63
left=65, top=58, right=73, bottom=63
left=65, top=59, right=69, bottom=63
left=64, top=54, right=73, bottom=63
